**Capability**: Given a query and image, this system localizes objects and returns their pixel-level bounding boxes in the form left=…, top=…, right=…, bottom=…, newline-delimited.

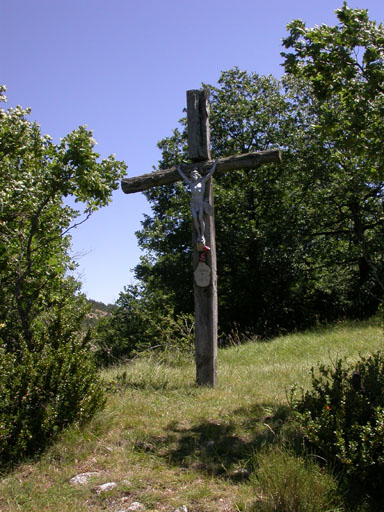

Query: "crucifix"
left=122, top=89, right=281, bottom=387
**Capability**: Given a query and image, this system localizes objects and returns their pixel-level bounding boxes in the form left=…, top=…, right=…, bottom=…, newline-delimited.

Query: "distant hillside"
left=84, top=298, right=116, bottom=329
left=87, top=299, right=116, bottom=314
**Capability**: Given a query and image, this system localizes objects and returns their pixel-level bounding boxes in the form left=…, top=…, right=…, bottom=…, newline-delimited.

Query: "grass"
left=0, top=318, right=382, bottom=511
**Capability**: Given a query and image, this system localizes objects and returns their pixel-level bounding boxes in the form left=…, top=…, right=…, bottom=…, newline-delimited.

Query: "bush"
left=292, top=351, right=384, bottom=506
left=0, top=87, right=124, bottom=468
left=94, top=285, right=194, bottom=366
left=0, top=332, right=105, bottom=468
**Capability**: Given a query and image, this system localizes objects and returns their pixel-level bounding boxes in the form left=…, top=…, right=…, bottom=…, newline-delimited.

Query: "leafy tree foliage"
left=282, top=2, right=384, bottom=303
left=0, top=86, right=126, bottom=465
left=135, top=70, right=308, bottom=334
left=102, top=5, right=383, bottom=353
left=133, top=56, right=383, bottom=338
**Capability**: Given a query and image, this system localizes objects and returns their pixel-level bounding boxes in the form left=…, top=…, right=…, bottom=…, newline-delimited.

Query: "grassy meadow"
left=0, top=319, right=382, bottom=512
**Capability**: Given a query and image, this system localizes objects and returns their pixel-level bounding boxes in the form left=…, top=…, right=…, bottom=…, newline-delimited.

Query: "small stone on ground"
left=95, top=481, right=117, bottom=493
left=118, top=502, right=145, bottom=512
left=69, top=472, right=100, bottom=485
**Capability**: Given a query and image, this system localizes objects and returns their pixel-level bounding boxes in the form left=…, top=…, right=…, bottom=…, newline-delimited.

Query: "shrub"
left=0, top=330, right=105, bottom=468
left=94, top=285, right=194, bottom=366
left=292, top=351, right=384, bottom=506
left=0, top=87, right=124, bottom=468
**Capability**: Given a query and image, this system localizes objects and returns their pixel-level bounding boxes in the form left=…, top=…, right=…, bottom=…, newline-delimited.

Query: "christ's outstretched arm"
left=201, top=159, right=218, bottom=184
left=176, top=165, right=191, bottom=186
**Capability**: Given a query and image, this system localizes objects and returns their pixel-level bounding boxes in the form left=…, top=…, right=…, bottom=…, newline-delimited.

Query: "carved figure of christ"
left=176, top=160, right=218, bottom=246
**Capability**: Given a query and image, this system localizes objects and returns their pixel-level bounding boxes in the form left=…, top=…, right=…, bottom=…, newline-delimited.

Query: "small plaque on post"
left=194, top=262, right=211, bottom=287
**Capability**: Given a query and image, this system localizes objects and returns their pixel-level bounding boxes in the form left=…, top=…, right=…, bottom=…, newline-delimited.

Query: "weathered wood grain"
left=187, top=89, right=210, bottom=162
left=193, top=176, right=218, bottom=387
left=187, top=89, right=217, bottom=387
left=121, top=149, right=282, bottom=194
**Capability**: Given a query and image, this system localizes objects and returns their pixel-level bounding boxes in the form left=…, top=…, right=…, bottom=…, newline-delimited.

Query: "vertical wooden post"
left=187, top=89, right=211, bottom=162
left=187, top=89, right=218, bottom=387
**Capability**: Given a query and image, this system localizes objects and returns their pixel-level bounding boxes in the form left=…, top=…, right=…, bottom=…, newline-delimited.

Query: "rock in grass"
left=118, top=502, right=145, bottom=511
left=95, top=481, right=117, bottom=493
left=69, top=472, right=100, bottom=485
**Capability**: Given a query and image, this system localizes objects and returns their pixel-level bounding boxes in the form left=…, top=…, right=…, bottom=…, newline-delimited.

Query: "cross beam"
left=121, top=150, right=281, bottom=194
left=121, top=89, right=282, bottom=387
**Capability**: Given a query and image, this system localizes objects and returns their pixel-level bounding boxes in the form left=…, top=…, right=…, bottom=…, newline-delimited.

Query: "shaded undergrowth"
left=134, top=403, right=293, bottom=481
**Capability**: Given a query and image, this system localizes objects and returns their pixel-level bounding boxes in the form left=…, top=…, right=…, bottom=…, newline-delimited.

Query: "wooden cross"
left=122, top=89, right=281, bottom=387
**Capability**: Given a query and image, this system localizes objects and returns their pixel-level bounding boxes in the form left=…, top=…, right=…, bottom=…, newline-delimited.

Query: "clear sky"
left=2, top=0, right=384, bottom=304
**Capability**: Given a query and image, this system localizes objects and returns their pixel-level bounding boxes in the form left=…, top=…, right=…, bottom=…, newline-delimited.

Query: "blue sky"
left=2, top=0, right=384, bottom=304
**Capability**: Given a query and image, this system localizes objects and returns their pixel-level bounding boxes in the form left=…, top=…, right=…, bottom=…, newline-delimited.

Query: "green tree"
left=135, top=70, right=322, bottom=335
left=0, top=86, right=126, bottom=465
left=282, top=2, right=384, bottom=304
left=134, top=61, right=383, bottom=337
